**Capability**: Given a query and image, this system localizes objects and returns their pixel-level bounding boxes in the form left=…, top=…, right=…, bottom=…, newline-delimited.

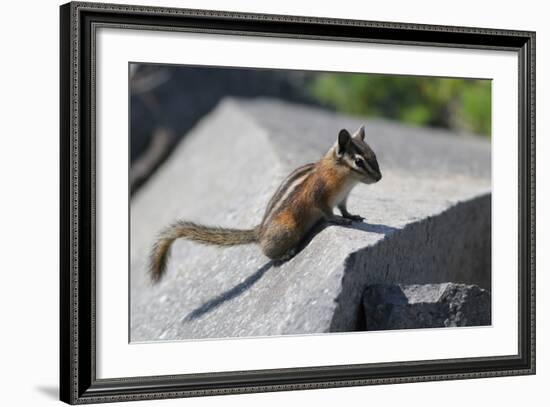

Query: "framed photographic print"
left=60, top=1, right=536, bottom=404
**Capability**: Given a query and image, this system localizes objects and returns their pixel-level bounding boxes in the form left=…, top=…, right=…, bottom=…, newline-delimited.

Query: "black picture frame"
left=60, top=1, right=536, bottom=404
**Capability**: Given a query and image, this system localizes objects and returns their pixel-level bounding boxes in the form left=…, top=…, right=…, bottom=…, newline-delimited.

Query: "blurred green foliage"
left=309, top=73, right=491, bottom=137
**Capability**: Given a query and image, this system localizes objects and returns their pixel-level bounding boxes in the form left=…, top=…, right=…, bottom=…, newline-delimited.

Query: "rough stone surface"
left=130, top=98, right=491, bottom=342
left=362, top=283, right=491, bottom=330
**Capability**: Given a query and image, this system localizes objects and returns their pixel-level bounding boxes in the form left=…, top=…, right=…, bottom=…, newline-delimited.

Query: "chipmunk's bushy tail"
left=149, top=221, right=259, bottom=283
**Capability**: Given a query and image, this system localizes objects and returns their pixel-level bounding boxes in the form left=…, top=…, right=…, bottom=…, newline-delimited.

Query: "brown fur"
left=257, top=154, right=352, bottom=259
left=317, top=158, right=351, bottom=203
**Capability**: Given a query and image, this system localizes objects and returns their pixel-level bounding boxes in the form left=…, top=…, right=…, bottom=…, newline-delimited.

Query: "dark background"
left=130, top=64, right=491, bottom=193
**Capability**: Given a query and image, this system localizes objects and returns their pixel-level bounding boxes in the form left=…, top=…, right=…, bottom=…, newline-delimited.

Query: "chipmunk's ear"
left=337, top=129, right=352, bottom=156
left=353, top=125, right=366, bottom=141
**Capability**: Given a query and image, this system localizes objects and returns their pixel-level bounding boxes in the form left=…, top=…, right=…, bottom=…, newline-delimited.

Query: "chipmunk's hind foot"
left=272, top=248, right=297, bottom=266
left=260, top=225, right=300, bottom=260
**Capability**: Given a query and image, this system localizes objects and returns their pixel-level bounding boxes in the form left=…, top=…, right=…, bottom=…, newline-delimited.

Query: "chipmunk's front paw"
left=343, top=213, right=364, bottom=222
left=327, top=216, right=353, bottom=226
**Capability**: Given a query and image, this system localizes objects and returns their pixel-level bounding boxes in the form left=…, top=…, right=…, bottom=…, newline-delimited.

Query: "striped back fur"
left=261, top=163, right=315, bottom=227
left=149, top=221, right=259, bottom=282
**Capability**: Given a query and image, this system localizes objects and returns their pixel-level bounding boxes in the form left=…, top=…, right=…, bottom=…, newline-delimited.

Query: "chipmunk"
left=149, top=125, right=381, bottom=282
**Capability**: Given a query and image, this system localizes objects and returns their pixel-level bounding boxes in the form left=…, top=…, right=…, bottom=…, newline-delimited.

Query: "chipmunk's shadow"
left=182, top=219, right=397, bottom=322
left=339, top=221, right=399, bottom=235
left=182, top=260, right=275, bottom=322
left=290, top=219, right=399, bottom=255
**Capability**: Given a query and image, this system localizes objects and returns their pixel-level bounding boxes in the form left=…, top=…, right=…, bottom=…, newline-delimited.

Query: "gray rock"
left=130, top=98, right=491, bottom=341
left=362, top=283, right=491, bottom=330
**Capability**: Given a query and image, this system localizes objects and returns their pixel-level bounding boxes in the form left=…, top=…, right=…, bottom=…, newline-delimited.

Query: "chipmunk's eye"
left=354, top=158, right=366, bottom=169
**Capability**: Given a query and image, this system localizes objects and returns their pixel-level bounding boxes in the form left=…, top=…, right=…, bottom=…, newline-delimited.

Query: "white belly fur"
left=329, top=178, right=358, bottom=209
